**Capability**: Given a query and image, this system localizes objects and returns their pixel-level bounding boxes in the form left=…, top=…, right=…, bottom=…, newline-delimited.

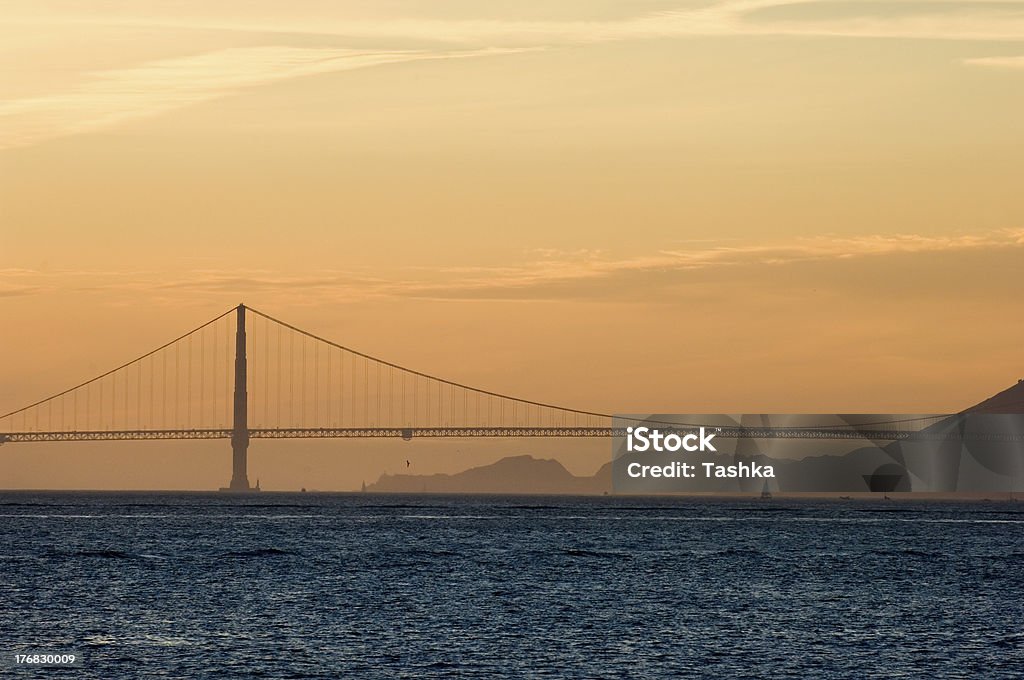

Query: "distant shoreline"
left=0, top=489, right=1020, bottom=502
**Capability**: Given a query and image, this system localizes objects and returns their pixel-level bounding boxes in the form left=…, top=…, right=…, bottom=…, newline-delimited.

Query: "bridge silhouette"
left=0, top=304, right=1014, bottom=490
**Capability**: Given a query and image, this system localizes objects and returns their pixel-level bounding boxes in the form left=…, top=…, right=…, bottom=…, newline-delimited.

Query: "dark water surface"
left=1, top=493, right=1022, bottom=678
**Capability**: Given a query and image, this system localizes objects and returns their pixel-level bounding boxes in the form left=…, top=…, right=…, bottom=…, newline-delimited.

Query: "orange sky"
left=2, top=1, right=1023, bottom=489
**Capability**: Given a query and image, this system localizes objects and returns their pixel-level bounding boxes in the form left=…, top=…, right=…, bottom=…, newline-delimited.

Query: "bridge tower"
left=227, top=303, right=253, bottom=491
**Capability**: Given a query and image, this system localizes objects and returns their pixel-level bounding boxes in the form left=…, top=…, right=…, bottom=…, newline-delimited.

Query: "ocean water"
left=1, top=493, right=1022, bottom=678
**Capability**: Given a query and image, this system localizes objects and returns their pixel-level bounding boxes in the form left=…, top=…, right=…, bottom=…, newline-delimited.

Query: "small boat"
left=760, top=479, right=772, bottom=500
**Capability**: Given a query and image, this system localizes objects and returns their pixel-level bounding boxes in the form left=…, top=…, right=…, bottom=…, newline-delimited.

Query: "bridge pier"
left=225, top=303, right=254, bottom=491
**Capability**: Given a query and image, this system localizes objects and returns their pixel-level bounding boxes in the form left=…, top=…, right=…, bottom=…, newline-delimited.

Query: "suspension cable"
left=1, top=308, right=234, bottom=420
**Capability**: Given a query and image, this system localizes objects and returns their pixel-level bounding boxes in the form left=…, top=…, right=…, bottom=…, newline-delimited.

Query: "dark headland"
left=367, top=455, right=611, bottom=495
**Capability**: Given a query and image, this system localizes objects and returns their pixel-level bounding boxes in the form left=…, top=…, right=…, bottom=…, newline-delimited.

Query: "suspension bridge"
left=1, top=304, right=1019, bottom=490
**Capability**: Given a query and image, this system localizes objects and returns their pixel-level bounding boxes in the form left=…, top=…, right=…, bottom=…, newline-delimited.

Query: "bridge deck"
left=2, top=426, right=1023, bottom=443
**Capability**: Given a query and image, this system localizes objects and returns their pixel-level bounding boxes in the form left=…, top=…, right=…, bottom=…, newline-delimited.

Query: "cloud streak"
left=5, top=2, right=1024, bottom=149
left=400, top=229, right=1024, bottom=300
left=0, top=45, right=534, bottom=150
left=964, top=55, right=1024, bottom=70
left=4, top=229, right=1022, bottom=302
left=32, top=0, right=1024, bottom=45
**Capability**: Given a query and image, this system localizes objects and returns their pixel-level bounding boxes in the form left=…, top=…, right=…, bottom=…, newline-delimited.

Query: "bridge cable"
left=0, top=308, right=233, bottom=422
left=246, top=306, right=614, bottom=422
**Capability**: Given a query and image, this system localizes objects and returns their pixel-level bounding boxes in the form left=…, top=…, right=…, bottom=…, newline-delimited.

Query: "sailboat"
left=760, top=479, right=772, bottom=500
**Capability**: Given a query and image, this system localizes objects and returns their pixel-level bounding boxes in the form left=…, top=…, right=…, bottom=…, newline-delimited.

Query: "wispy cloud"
left=5, top=2, right=1024, bottom=149
left=398, top=229, right=1024, bottom=300
left=725, top=0, right=1024, bottom=42
left=964, top=55, right=1024, bottom=70
left=4, top=229, right=1022, bottom=303
left=0, top=284, right=43, bottom=298
left=32, top=0, right=1024, bottom=45
left=0, top=45, right=534, bottom=150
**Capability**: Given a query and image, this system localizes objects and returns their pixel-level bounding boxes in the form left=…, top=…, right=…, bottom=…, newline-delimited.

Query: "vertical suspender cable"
left=111, top=370, right=116, bottom=430
left=187, top=335, right=192, bottom=429
left=137, top=360, right=142, bottom=429
left=225, top=316, right=230, bottom=427
left=268, top=317, right=272, bottom=428
left=314, top=342, right=319, bottom=427
left=175, top=343, right=180, bottom=429
left=213, top=322, right=217, bottom=427
left=200, top=327, right=205, bottom=427
left=301, top=336, right=306, bottom=427
left=277, top=323, right=282, bottom=427
left=289, top=331, right=294, bottom=428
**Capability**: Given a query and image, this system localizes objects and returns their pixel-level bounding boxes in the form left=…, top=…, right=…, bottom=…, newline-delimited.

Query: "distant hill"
left=966, top=379, right=1024, bottom=413
left=366, top=455, right=610, bottom=494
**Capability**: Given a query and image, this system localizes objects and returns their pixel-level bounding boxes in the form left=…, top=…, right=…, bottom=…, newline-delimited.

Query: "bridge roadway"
left=3, top=425, right=1023, bottom=443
